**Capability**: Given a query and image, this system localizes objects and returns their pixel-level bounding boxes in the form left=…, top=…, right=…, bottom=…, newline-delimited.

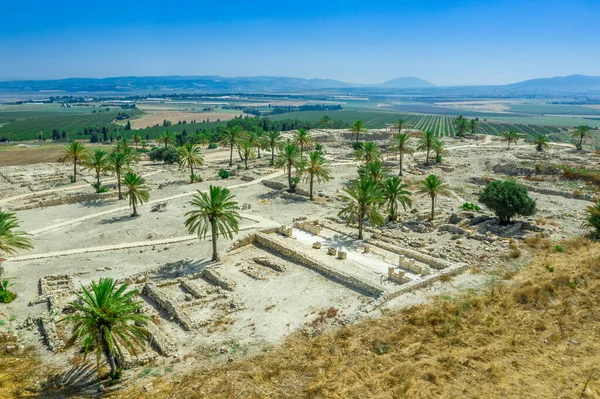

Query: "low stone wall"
left=253, top=257, right=286, bottom=272
left=201, top=268, right=236, bottom=291
left=145, top=321, right=177, bottom=356
left=254, top=233, right=383, bottom=297
left=366, top=239, right=454, bottom=270
left=294, top=220, right=322, bottom=235
left=143, top=284, right=195, bottom=331
left=39, top=317, right=64, bottom=352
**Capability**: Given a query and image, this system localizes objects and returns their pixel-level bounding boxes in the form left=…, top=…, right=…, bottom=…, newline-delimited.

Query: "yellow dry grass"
left=120, top=238, right=600, bottom=399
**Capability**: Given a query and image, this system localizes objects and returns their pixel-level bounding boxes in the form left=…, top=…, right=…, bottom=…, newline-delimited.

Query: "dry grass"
left=115, top=238, right=600, bottom=398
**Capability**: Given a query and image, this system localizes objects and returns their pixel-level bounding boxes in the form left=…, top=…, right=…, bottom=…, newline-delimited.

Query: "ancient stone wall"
left=201, top=268, right=236, bottom=291
left=39, top=317, right=64, bottom=352
left=143, top=283, right=195, bottom=331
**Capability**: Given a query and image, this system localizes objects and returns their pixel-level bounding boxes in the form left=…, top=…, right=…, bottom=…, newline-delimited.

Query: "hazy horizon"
left=2, top=0, right=600, bottom=85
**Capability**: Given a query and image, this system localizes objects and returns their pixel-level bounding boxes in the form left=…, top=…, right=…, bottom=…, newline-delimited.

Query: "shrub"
left=582, top=199, right=600, bottom=238
left=352, top=142, right=363, bottom=151
left=554, top=245, right=564, bottom=252
left=190, top=174, right=203, bottom=183
left=218, top=169, right=230, bottom=179
left=460, top=202, right=481, bottom=211
left=315, top=143, right=323, bottom=151
left=208, top=143, right=218, bottom=149
left=148, top=147, right=181, bottom=164
left=0, top=280, right=16, bottom=303
left=91, top=182, right=108, bottom=193
left=479, top=180, right=537, bottom=225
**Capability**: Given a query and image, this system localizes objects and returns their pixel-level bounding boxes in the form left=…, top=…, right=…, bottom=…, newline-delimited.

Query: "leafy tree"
left=354, top=141, right=382, bottom=164
left=263, top=130, right=283, bottom=164
left=149, top=146, right=180, bottom=164
left=61, top=278, right=149, bottom=379
left=338, top=178, right=385, bottom=239
left=468, top=119, right=479, bottom=134
left=293, top=128, right=313, bottom=157
left=350, top=120, right=368, bottom=145
left=301, top=151, right=331, bottom=200
left=501, top=130, right=519, bottom=150
left=453, top=115, right=468, bottom=137
left=107, top=150, right=138, bottom=200
left=178, top=143, right=204, bottom=182
left=185, top=186, right=242, bottom=261
left=81, top=149, right=109, bottom=192
left=382, top=176, right=412, bottom=221
left=389, top=133, right=413, bottom=176
left=432, top=138, right=446, bottom=163
left=0, top=279, right=16, bottom=303
left=275, top=140, right=303, bottom=192
left=416, top=131, right=435, bottom=165
left=158, top=131, right=175, bottom=148
left=122, top=173, right=150, bottom=217
left=358, top=161, right=390, bottom=184
left=418, top=174, right=451, bottom=220
left=572, top=125, right=592, bottom=150
left=219, top=126, right=244, bottom=166
left=479, top=180, right=537, bottom=225
left=58, top=141, right=87, bottom=182
left=0, top=211, right=32, bottom=256
left=582, top=199, right=600, bottom=238
left=532, top=134, right=550, bottom=152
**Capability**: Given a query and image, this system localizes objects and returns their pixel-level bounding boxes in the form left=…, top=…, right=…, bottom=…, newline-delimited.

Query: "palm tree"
left=301, top=151, right=331, bottom=200
left=395, top=118, right=408, bottom=133
left=572, top=125, right=592, bottom=150
left=358, top=161, right=390, bottom=184
left=62, top=278, right=149, bottom=379
left=418, top=174, right=451, bottom=220
left=468, top=119, right=479, bottom=134
left=354, top=141, right=382, bottom=164
left=81, top=149, right=109, bottom=192
left=501, top=130, right=519, bottom=150
left=263, top=130, right=283, bottom=164
left=178, top=143, right=204, bottom=182
left=293, top=128, right=313, bottom=157
left=0, top=211, right=32, bottom=256
left=432, top=138, right=446, bottom=163
left=532, top=134, right=550, bottom=152
left=132, top=134, right=142, bottom=149
left=248, top=127, right=264, bottom=158
left=185, top=186, right=242, bottom=262
left=350, top=120, right=368, bottom=145
left=58, top=141, right=87, bottom=183
left=582, top=199, right=600, bottom=238
left=416, top=131, right=435, bottom=165
left=338, top=178, right=385, bottom=240
left=158, top=131, right=174, bottom=148
left=453, top=115, right=468, bottom=137
left=382, top=176, right=412, bottom=221
left=107, top=150, right=136, bottom=200
left=239, top=138, right=257, bottom=170
left=319, top=115, right=333, bottom=131
left=121, top=173, right=150, bottom=217
left=275, top=140, right=303, bottom=192
left=219, top=126, right=244, bottom=166
left=389, top=133, right=413, bottom=176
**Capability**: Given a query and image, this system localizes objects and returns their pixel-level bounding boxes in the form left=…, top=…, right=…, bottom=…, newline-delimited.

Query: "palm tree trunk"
left=579, top=136, right=583, bottom=150
left=300, top=144, right=304, bottom=158
left=287, top=162, right=292, bottom=191
left=73, top=159, right=77, bottom=182
left=426, top=147, right=430, bottom=165
left=96, top=170, right=101, bottom=191
left=358, top=213, right=364, bottom=240
left=132, top=200, right=138, bottom=216
left=310, top=173, right=314, bottom=200
left=211, top=220, right=219, bottom=262
left=507, top=142, right=510, bottom=150
left=399, top=152, right=403, bottom=176
left=244, top=156, right=248, bottom=170
left=430, top=195, right=435, bottom=220
left=355, top=132, right=359, bottom=145
left=117, top=169, right=122, bottom=200
left=229, top=143, right=234, bottom=166
left=103, top=343, right=117, bottom=378
left=258, top=146, right=261, bottom=158
left=190, top=164, right=194, bottom=181
left=271, top=147, right=275, bottom=163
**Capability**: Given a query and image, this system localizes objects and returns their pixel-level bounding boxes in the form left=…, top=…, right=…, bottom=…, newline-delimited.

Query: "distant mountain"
left=377, top=77, right=435, bottom=88
left=505, top=74, right=600, bottom=93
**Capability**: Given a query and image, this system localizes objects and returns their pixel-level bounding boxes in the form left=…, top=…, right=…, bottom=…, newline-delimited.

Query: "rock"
left=448, top=213, right=462, bottom=224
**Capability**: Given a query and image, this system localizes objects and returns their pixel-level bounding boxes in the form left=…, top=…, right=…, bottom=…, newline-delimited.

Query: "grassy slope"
left=118, top=238, right=600, bottom=399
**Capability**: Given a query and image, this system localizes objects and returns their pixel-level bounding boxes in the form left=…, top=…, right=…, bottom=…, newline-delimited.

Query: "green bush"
left=460, top=202, right=480, bottom=211
left=218, top=169, right=230, bottom=179
left=478, top=180, right=537, bottom=225
left=554, top=245, right=564, bottom=252
left=315, top=143, right=323, bottom=151
left=149, top=146, right=180, bottom=164
left=208, top=143, right=218, bottom=149
left=91, top=182, right=108, bottom=193
left=582, top=200, right=600, bottom=238
left=0, top=280, right=16, bottom=303
left=190, top=174, right=203, bottom=183
left=352, top=142, right=363, bottom=151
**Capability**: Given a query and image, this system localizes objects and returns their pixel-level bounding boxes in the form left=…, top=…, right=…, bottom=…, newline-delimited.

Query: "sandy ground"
left=0, top=129, right=595, bottom=385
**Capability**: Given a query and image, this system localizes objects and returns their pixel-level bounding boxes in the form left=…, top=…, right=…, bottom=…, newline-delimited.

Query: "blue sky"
left=1, top=0, right=599, bottom=85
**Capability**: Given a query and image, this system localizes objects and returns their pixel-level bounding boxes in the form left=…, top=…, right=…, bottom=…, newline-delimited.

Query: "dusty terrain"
left=0, top=129, right=597, bottom=396
left=121, top=104, right=250, bottom=129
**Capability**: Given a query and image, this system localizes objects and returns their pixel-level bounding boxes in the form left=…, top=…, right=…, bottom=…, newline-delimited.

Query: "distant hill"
left=377, top=77, right=435, bottom=88
left=505, top=74, right=600, bottom=93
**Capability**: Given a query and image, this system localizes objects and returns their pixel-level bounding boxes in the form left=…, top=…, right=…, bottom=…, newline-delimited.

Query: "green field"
left=268, top=110, right=568, bottom=137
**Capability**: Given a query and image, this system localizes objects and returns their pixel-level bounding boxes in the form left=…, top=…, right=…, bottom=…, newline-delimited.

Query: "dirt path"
left=10, top=213, right=278, bottom=262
